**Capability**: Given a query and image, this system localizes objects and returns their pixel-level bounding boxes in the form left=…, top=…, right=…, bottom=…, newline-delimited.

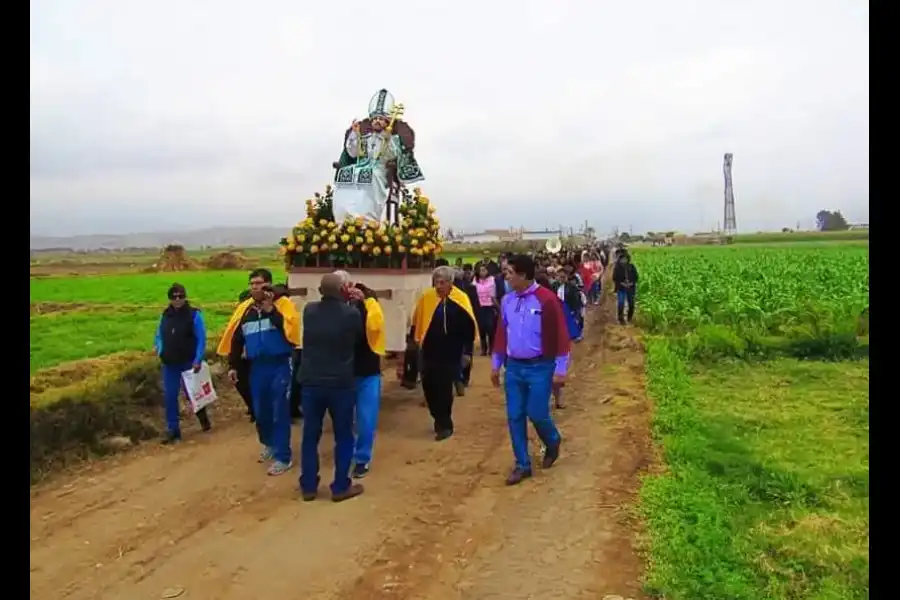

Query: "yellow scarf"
left=363, top=297, right=386, bottom=356
left=411, top=287, right=479, bottom=348
left=216, top=296, right=300, bottom=356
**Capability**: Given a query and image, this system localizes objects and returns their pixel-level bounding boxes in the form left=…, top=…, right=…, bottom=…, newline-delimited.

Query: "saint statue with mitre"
left=331, top=89, right=425, bottom=222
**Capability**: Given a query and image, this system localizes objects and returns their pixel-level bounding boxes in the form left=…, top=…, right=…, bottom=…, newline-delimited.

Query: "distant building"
left=446, top=227, right=562, bottom=245
left=848, top=223, right=869, bottom=230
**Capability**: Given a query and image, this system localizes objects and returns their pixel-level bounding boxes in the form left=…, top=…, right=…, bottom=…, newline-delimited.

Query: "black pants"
left=422, top=362, right=456, bottom=433
left=476, top=305, right=497, bottom=355
left=289, top=349, right=303, bottom=419
left=401, top=344, right=420, bottom=389
left=235, top=359, right=254, bottom=419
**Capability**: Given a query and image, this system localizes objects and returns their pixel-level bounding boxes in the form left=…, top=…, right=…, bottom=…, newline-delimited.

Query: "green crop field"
left=29, top=254, right=483, bottom=372
left=633, top=243, right=869, bottom=599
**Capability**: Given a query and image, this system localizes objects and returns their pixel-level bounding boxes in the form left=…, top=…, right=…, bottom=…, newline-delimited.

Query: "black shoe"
left=618, top=318, right=626, bottom=325
left=454, top=381, right=466, bottom=397
left=197, top=410, right=212, bottom=432
left=352, top=463, right=370, bottom=479
left=542, top=440, right=561, bottom=469
left=435, top=429, right=454, bottom=441
left=161, top=431, right=181, bottom=445
left=505, top=467, right=533, bottom=486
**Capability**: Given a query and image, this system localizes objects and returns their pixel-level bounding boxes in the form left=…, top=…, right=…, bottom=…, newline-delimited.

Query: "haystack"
left=205, top=250, right=249, bottom=270
left=148, top=244, right=200, bottom=272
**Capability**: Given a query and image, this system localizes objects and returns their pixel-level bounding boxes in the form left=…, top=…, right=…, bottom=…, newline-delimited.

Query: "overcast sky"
left=30, top=0, right=868, bottom=237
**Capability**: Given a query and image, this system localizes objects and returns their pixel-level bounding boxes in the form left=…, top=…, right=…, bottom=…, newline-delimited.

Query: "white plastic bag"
left=181, top=362, right=218, bottom=413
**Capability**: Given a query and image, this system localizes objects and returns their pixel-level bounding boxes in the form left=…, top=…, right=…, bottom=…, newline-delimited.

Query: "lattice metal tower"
left=723, top=153, right=736, bottom=234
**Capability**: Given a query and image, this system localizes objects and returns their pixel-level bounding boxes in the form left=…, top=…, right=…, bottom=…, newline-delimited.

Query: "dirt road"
left=30, top=300, right=653, bottom=600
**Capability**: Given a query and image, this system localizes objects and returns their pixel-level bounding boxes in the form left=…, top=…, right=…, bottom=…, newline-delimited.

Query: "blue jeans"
left=353, top=375, right=382, bottom=465
left=250, top=357, right=293, bottom=464
left=161, top=362, right=192, bottom=436
left=300, top=385, right=356, bottom=495
left=617, top=288, right=636, bottom=321
left=504, top=359, right=561, bottom=470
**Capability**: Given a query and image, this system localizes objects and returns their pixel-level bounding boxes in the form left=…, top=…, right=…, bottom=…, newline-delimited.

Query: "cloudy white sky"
left=30, top=0, right=868, bottom=237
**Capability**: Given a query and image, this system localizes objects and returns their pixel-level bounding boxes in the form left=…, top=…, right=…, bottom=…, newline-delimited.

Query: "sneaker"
left=352, top=463, right=370, bottom=479
left=332, top=483, right=365, bottom=502
left=505, top=467, right=533, bottom=486
left=161, top=431, right=181, bottom=445
left=454, top=381, right=466, bottom=397
left=267, top=460, right=293, bottom=476
left=257, top=447, right=274, bottom=463
left=301, top=489, right=318, bottom=502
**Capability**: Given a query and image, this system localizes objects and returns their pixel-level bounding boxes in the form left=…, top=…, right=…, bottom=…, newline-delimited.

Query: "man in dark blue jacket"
left=154, top=283, right=210, bottom=444
left=298, top=273, right=365, bottom=502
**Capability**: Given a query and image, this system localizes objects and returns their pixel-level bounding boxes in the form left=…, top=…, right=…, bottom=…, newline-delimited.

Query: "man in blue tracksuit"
left=154, top=283, right=210, bottom=443
left=226, top=275, right=297, bottom=476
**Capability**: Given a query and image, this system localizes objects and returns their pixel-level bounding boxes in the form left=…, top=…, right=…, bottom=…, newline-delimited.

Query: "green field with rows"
left=633, top=243, right=869, bottom=599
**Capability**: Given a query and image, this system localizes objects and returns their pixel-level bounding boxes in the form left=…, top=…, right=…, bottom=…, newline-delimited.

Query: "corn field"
left=632, top=244, right=869, bottom=358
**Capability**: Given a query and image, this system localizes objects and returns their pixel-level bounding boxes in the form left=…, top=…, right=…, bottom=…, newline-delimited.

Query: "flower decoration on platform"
left=279, top=186, right=443, bottom=269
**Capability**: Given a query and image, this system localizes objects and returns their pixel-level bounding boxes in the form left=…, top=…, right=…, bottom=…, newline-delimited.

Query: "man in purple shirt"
left=490, top=254, right=572, bottom=485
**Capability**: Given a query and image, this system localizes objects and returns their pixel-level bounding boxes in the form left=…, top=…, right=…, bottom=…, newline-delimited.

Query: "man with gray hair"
left=297, top=273, right=365, bottom=502
left=405, top=265, right=478, bottom=440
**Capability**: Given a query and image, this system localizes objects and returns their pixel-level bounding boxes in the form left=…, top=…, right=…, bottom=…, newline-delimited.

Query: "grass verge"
left=29, top=345, right=234, bottom=484
left=639, top=339, right=868, bottom=599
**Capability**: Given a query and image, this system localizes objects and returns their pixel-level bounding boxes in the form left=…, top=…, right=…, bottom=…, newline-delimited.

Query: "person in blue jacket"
left=154, top=283, right=210, bottom=444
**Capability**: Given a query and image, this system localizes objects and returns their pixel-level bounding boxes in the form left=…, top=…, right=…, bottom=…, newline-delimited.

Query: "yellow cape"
left=216, top=296, right=300, bottom=356
left=411, top=287, right=479, bottom=349
left=363, top=297, right=386, bottom=356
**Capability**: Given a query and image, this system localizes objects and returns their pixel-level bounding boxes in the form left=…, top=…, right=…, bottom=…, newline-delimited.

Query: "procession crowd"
left=152, top=243, right=640, bottom=502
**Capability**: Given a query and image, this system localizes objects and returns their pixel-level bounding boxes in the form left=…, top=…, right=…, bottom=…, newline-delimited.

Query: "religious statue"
left=331, top=89, right=425, bottom=222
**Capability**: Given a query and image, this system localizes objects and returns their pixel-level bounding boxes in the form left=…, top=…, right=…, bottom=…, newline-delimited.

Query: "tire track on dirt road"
left=30, top=288, right=654, bottom=600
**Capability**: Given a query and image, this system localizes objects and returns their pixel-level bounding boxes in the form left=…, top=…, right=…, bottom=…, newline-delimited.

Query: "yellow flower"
left=428, top=205, right=436, bottom=214
left=354, top=217, right=364, bottom=226
left=410, top=239, right=419, bottom=246
left=319, top=219, right=328, bottom=226
left=340, top=234, right=350, bottom=243
left=413, top=187, right=422, bottom=196
left=320, top=243, right=329, bottom=251
left=382, top=235, right=390, bottom=243
left=398, top=245, right=407, bottom=253
left=372, top=246, right=382, bottom=256
left=287, top=241, right=296, bottom=251
left=365, top=235, right=374, bottom=244
left=383, top=246, right=392, bottom=255
left=411, top=247, right=422, bottom=256
left=297, top=234, right=306, bottom=243
left=312, top=234, right=320, bottom=242
left=310, top=244, right=319, bottom=253
left=394, top=234, right=402, bottom=242
left=347, top=225, right=356, bottom=234
left=319, top=229, right=328, bottom=238
left=328, top=235, right=336, bottom=243
left=327, top=221, right=337, bottom=229
left=295, top=245, right=304, bottom=253
left=346, top=244, right=354, bottom=252
left=355, top=236, right=364, bottom=244
left=361, top=244, right=369, bottom=253
left=418, top=196, right=429, bottom=204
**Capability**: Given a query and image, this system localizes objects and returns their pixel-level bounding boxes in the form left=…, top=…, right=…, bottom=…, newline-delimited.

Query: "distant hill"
left=30, top=227, right=287, bottom=251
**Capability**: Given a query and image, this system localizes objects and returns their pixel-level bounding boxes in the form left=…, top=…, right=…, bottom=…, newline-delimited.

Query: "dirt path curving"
left=30, top=294, right=654, bottom=600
